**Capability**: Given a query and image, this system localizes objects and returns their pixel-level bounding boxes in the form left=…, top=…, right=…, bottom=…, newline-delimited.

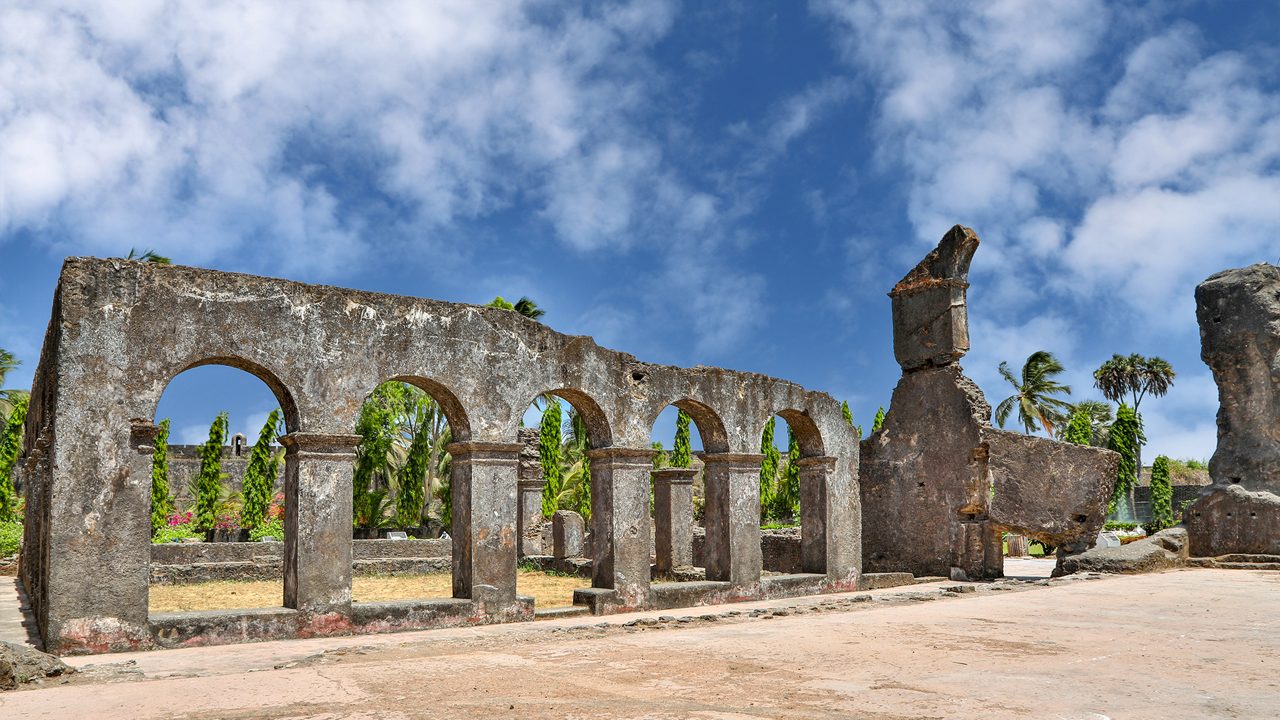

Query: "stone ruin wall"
left=859, top=226, right=1119, bottom=580
left=18, top=257, right=861, bottom=655
left=1187, top=263, right=1280, bottom=556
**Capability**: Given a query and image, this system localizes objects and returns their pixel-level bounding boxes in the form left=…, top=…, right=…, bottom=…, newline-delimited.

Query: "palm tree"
left=995, top=351, right=1074, bottom=435
left=513, top=297, right=545, bottom=320
left=125, top=248, right=172, bottom=264
left=1069, top=399, right=1114, bottom=447
left=1094, top=353, right=1175, bottom=502
left=0, top=348, right=28, bottom=422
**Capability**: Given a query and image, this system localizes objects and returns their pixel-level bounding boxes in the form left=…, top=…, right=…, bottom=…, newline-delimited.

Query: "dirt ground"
left=5, top=568, right=1279, bottom=719
left=148, top=571, right=583, bottom=612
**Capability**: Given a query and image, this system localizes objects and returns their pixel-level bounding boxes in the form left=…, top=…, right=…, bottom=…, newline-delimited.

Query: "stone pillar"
left=280, top=433, right=360, bottom=618
left=517, top=478, right=546, bottom=556
left=796, top=456, right=836, bottom=575
left=447, top=441, right=522, bottom=606
left=701, top=453, right=765, bottom=586
left=587, top=447, right=655, bottom=608
left=515, top=427, right=545, bottom=556
left=553, top=510, right=586, bottom=558
left=652, top=467, right=697, bottom=575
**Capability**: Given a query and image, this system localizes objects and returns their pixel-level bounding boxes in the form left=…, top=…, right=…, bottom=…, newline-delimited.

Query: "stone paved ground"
left=2, top=568, right=1277, bottom=719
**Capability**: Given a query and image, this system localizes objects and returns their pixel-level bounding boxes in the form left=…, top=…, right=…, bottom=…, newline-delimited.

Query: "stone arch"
left=385, top=374, right=473, bottom=442
left=772, top=408, right=826, bottom=458
left=650, top=397, right=731, bottom=455
left=151, top=355, right=302, bottom=434
left=528, top=387, right=613, bottom=448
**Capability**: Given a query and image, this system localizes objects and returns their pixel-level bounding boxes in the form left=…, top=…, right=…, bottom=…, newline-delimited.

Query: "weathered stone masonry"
left=18, top=257, right=860, bottom=655
left=859, top=226, right=1118, bottom=580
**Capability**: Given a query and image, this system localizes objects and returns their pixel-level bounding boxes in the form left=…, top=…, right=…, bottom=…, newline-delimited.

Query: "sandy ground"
left=148, top=571, right=583, bottom=612
left=3, top=567, right=1278, bottom=719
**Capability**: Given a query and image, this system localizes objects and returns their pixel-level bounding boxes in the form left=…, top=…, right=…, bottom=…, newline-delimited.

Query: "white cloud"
left=0, top=0, right=689, bottom=274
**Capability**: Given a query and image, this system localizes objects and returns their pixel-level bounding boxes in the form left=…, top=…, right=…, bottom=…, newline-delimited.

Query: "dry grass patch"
left=149, top=570, right=584, bottom=613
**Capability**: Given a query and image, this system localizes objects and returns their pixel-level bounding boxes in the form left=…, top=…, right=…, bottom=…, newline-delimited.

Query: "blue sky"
left=1, top=1, right=1277, bottom=457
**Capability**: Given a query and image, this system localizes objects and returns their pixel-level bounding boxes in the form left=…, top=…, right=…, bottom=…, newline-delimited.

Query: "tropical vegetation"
left=193, top=412, right=230, bottom=532
left=149, top=419, right=174, bottom=536
left=995, top=351, right=1073, bottom=435
left=1148, top=455, right=1175, bottom=532
left=1094, top=353, right=1175, bottom=490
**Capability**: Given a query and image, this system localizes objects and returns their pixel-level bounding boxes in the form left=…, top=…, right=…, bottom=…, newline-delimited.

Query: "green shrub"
left=1104, top=521, right=1139, bottom=532
left=0, top=521, right=21, bottom=557
left=152, top=522, right=201, bottom=544
left=248, top=517, right=285, bottom=542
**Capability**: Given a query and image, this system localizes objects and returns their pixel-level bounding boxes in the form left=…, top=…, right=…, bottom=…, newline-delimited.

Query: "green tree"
left=1106, top=404, right=1145, bottom=518
left=149, top=419, right=174, bottom=536
left=771, top=427, right=802, bottom=520
left=672, top=410, right=692, bottom=468
left=1061, top=406, right=1093, bottom=447
left=353, top=385, right=400, bottom=527
left=0, top=395, right=28, bottom=522
left=559, top=406, right=592, bottom=519
left=842, top=400, right=862, bottom=440
left=871, top=407, right=886, bottom=434
left=1070, top=399, right=1114, bottom=446
left=486, top=296, right=545, bottom=321
left=1094, top=353, right=1175, bottom=486
left=758, top=417, right=780, bottom=521
left=1148, top=455, right=1174, bottom=532
left=126, top=248, right=172, bottom=264
left=650, top=441, right=668, bottom=470
left=539, top=400, right=564, bottom=518
left=193, top=412, right=230, bottom=531
left=995, top=351, right=1074, bottom=435
left=0, top=348, right=27, bottom=423
left=240, top=410, right=282, bottom=530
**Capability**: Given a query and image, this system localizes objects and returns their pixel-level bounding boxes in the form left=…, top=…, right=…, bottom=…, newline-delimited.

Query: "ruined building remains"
left=859, top=226, right=1118, bottom=579
left=18, top=258, right=859, bottom=655
left=1187, top=263, right=1280, bottom=555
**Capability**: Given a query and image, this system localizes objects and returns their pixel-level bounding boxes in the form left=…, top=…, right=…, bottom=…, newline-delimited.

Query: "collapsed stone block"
left=1185, top=485, right=1280, bottom=556
left=552, top=510, right=586, bottom=559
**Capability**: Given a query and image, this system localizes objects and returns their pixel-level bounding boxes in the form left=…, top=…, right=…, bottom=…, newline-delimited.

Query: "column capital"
left=587, top=446, right=655, bottom=463
left=701, top=452, right=766, bottom=470
left=795, top=455, right=839, bottom=472
left=651, top=467, right=698, bottom=486
left=280, top=432, right=362, bottom=455
left=446, top=441, right=524, bottom=464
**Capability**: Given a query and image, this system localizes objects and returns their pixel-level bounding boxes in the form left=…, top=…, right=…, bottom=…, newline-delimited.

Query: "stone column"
left=652, top=467, right=697, bottom=575
left=796, top=456, right=836, bottom=575
left=280, top=433, right=360, bottom=618
left=447, top=441, right=522, bottom=606
left=587, top=447, right=655, bottom=609
left=701, top=453, right=765, bottom=587
left=516, top=478, right=546, bottom=556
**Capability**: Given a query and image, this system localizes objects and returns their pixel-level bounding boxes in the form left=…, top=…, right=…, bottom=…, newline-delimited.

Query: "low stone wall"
left=691, top=527, right=802, bottom=574
left=150, top=539, right=451, bottom=584
left=1185, top=486, right=1280, bottom=556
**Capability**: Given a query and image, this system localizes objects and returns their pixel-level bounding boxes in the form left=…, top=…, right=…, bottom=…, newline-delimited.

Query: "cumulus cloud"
left=0, top=0, right=697, bottom=275
left=813, top=1, right=1280, bottom=317
left=815, top=0, right=1279, bottom=457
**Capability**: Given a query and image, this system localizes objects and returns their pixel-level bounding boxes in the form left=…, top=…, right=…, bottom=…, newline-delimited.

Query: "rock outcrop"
left=0, top=641, right=74, bottom=690
left=861, top=226, right=1119, bottom=580
left=1058, top=528, right=1189, bottom=575
left=1187, top=263, right=1280, bottom=556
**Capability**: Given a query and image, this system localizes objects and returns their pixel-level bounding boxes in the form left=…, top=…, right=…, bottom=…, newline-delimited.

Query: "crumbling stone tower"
left=860, top=226, right=1117, bottom=579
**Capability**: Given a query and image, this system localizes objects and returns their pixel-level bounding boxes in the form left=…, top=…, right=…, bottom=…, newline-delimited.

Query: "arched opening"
left=758, top=409, right=827, bottom=575
left=348, top=377, right=466, bottom=604
left=515, top=389, right=612, bottom=610
left=146, top=362, right=295, bottom=617
left=648, top=400, right=726, bottom=582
